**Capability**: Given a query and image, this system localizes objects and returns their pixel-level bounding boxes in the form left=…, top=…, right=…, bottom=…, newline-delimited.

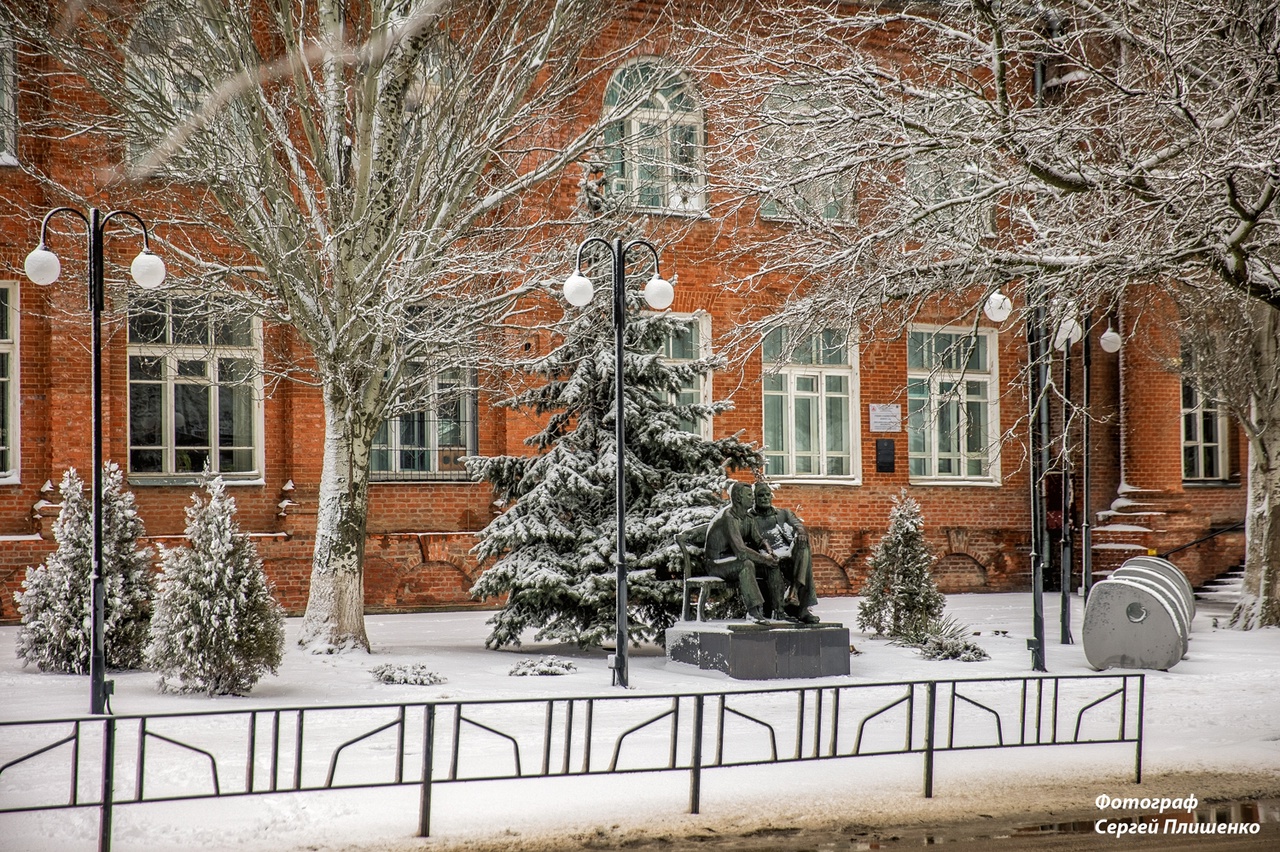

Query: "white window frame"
left=125, top=3, right=216, bottom=178
left=1181, top=379, right=1230, bottom=482
left=127, top=294, right=264, bottom=484
left=758, top=86, right=855, bottom=224
left=0, top=282, right=19, bottom=483
left=371, top=368, right=477, bottom=482
left=906, top=324, right=1000, bottom=485
left=657, top=311, right=713, bottom=440
left=0, top=23, right=16, bottom=166
left=761, top=327, right=861, bottom=483
left=603, top=59, right=705, bottom=213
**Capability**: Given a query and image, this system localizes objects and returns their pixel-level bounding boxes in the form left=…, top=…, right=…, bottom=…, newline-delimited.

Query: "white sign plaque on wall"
left=868, top=404, right=902, bottom=433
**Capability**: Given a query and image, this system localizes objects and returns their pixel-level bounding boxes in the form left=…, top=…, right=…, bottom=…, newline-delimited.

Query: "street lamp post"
left=1053, top=310, right=1083, bottom=646
left=985, top=287, right=1047, bottom=671
left=25, top=207, right=166, bottom=715
left=563, top=237, right=672, bottom=689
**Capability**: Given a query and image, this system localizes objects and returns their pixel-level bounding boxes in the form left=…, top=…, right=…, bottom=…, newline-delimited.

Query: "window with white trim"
left=902, top=102, right=989, bottom=237
left=371, top=368, right=476, bottom=481
left=0, top=283, right=18, bottom=479
left=656, top=313, right=712, bottom=438
left=907, top=327, right=998, bottom=481
left=128, top=295, right=262, bottom=479
left=0, top=23, right=16, bottom=165
left=759, top=86, right=855, bottom=223
left=602, top=60, right=704, bottom=213
left=1181, top=379, right=1229, bottom=481
left=127, top=5, right=206, bottom=153
left=761, top=328, right=858, bottom=479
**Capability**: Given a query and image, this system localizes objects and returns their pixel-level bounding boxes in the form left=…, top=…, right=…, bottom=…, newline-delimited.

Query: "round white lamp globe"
left=130, top=250, right=167, bottom=290
left=1099, top=327, right=1123, bottom=353
left=563, top=272, right=594, bottom=307
left=1054, top=317, right=1084, bottom=350
left=24, top=247, right=61, bottom=286
left=983, top=291, right=1012, bottom=323
left=642, top=275, right=674, bottom=310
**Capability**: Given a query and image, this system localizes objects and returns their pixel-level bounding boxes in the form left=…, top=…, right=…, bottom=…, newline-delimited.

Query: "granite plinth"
left=666, top=621, right=851, bottom=679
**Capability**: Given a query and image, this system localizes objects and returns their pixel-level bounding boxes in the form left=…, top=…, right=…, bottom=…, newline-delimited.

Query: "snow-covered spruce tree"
left=858, top=491, right=944, bottom=640
left=15, top=464, right=154, bottom=673
left=149, top=475, right=284, bottom=696
left=467, top=287, right=763, bottom=649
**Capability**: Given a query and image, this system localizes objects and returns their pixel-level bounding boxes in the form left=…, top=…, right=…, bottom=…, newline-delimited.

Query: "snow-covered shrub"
left=891, top=614, right=989, bottom=661
left=371, top=663, right=447, bottom=685
left=508, top=655, right=577, bottom=676
left=15, top=465, right=154, bottom=672
left=148, top=476, right=284, bottom=696
left=858, top=491, right=945, bottom=639
left=918, top=634, right=990, bottom=662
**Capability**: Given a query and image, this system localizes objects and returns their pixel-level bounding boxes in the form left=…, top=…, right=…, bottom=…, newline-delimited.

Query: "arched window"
left=602, top=60, right=704, bottom=212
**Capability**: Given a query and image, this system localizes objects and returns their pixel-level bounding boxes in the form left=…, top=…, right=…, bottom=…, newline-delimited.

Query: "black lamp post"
left=25, top=207, right=166, bottom=715
left=985, top=287, right=1048, bottom=671
left=1052, top=310, right=1084, bottom=646
left=563, top=237, right=672, bottom=688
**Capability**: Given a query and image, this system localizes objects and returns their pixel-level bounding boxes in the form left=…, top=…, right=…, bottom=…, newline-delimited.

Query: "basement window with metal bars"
left=370, top=368, right=476, bottom=482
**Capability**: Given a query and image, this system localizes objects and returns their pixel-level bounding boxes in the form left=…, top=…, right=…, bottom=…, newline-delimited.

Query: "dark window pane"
left=177, top=359, right=207, bottom=378
left=129, top=298, right=167, bottom=344
left=130, top=356, right=163, bottom=380
left=175, top=448, right=209, bottom=473
left=400, top=449, right=430, bottom=471
left=131, top=449, right=163, bottom=472
left=219, top=448, right=255, bottom=473
left=218, top=383, right=254, bottom=448
left=171, top=297, right=209, bottom=346
left=174, top=384, right=209, bottom=447
left=129, top=383, right=163, bottom=446
left=214, top=313, right=252, bottom=347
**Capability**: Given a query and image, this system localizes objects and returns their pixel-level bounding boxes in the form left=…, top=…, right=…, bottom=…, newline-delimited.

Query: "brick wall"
left=0, top=2, right=1246, bottom=626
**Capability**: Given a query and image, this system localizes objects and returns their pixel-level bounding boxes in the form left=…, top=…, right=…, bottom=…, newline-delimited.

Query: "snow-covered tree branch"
left=686, top=0, right=1280, bottom=626
left=5, top=0, right=639, bottom=650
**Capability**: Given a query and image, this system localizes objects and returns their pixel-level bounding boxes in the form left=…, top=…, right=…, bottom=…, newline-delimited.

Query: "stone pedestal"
left=666, top=621, right=851, bottom=680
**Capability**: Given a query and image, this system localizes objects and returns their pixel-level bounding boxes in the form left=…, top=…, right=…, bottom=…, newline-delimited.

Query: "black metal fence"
left=0, top=673, right=1144, bottom=852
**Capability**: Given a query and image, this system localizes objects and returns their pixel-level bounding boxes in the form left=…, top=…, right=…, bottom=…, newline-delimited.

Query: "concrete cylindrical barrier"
left=1083, top=557, right=1194, bottom=672
left=1119, top=555, right=1196, bottom=619
left=1110, top=564, right=1194, bottom=643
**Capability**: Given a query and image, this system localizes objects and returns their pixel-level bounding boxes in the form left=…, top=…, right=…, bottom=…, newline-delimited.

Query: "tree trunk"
left=297, top=397, right=375, bottom=652
left=1231, top=312, right=1280, bottom=629
left=1231, top=431, right=1280, bottom=629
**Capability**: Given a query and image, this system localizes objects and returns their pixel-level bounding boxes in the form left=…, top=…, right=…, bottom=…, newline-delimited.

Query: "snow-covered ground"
left=2, top=592, right=1279, bottom=851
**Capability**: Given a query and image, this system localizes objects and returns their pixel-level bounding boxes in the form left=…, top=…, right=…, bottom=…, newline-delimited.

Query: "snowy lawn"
left=1, top=593, right=1279, bottom=851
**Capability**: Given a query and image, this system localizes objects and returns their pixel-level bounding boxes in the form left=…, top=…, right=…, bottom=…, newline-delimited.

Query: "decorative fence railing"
left=0, top=673, right=1143, bottom=852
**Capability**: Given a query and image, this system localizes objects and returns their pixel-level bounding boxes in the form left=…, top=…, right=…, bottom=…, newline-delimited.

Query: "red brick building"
left=0, top=3, right=1246, bottom=624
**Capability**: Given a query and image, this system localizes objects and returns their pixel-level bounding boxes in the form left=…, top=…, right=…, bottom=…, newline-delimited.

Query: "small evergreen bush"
left=371, top=663, right=447, bottom=685
left=15, top=465, right=154, bottom=673
left=918, top=634, right=990, bottom=662
left=148, top=476, right=284, bottom=695
left=892, top=614, right=990, bottom=662
left=508, top=655, right=577, bottom=676
left=857, top=490, right=945, bottom=639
